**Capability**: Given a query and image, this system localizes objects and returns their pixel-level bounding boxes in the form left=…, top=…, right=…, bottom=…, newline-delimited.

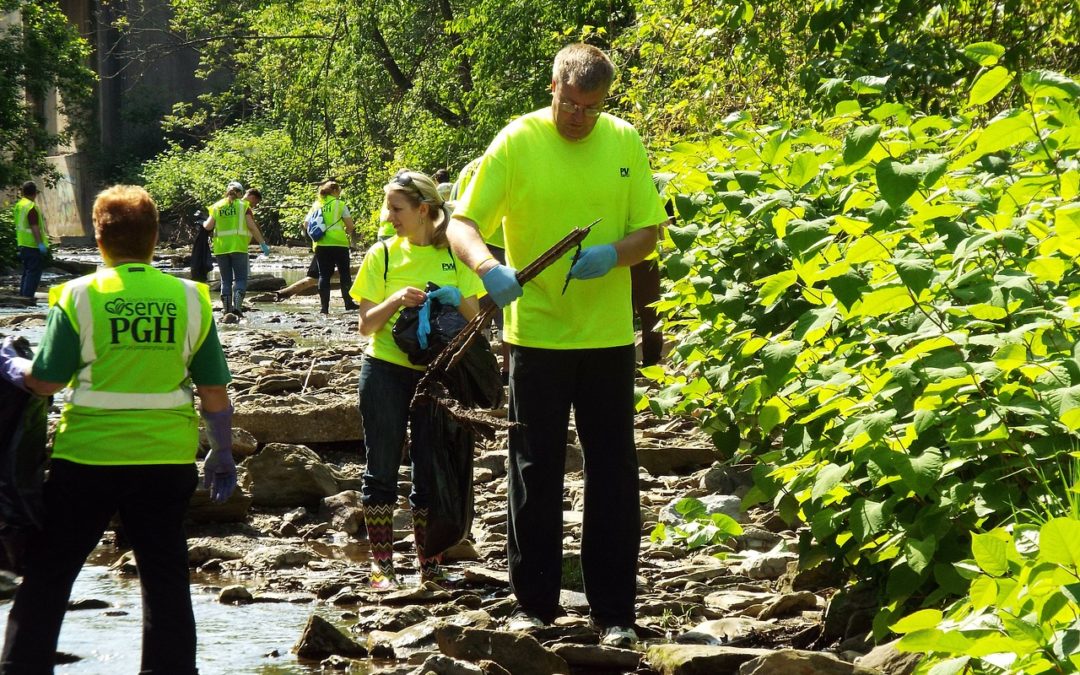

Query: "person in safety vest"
left=446, top=43, right=668, bottom=648
left=203, top=180, right=270, bottom=317
left=11, top=181, right=49, bottom=302
left=349, top=169, right=484, bottom=589
left=312, top=181, right=359, bottom=314
left=0, top=185, right=236, bottom=674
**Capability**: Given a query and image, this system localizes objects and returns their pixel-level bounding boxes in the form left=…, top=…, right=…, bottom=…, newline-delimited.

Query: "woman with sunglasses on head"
left=349, top=170, right=484, bottom=588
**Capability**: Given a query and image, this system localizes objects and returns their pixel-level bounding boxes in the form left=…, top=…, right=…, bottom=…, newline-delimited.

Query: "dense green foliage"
left=643, top=50, right=1080, bottom=636
left=896, top=517, right=1080, bottom=672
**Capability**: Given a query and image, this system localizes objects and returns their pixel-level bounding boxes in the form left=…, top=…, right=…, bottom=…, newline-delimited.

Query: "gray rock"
left=757, top=591, right=820, bottom=620
left=234, top=397, right=362, bottom=445
left=738, top=649, right=881, bottom=674
left=322, top=490, right=365, bottom=536
left=241, top=443, right=340, bottom=507
left=243, top=545, right=317, bottom=569
left=660, top=494, right=745, bottom=525
left=293, top=613, right=367, bottom=659
left=550, top=643, right=642, bottom=670
left=389, top=610, right=494, bottom=651
left=854, top=640, right=920, bottom=675
left=354, top=605, right=432, bottom=632
left=638, top=446, right=719, bottom=476
left=219, top=585, right=253, bottom=605
left=677, top=618, right=775, bottom=645
left=186, top=488, right=252, bottom=523
left=381, top=581, right=453, bottom=605
left=704, top=590, right=776, bottom=613
left=209, top=273, right=285, bottom=293
left=413, top=654, right=484, bottom=675
left=738, top=551, right=799, bottom=580
left=435, top=625, right=569, bottom=675
left=198, top=426, right=258, bottom=457
left=463, top=567, right=509, bottom=587
left=68, top=598, right=109, bottom=610
left=646, top=645, right=772, bottom=674
left=733, top=527, right=785, bottom=552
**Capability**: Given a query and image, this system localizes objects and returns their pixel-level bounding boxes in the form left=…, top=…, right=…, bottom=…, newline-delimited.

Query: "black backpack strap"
left=382, top=240, right=389, bottom=283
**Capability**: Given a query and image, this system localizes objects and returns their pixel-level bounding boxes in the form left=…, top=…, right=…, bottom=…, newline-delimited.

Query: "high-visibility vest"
left=49, top=264, right=215, bottom=465
left=13, top=197, right=47, bottom=249
left=312, top=196, right=350, bottom=249
left=209, top=197, right=250, bottom=255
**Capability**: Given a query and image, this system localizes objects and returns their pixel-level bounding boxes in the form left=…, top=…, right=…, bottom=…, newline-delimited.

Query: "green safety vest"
left=312, top=196, right=350, bottom=249
left=13, top=197, right=47, bottom=249
left=49, top=264, right=214, bottom=465
left=209, top=197, right=251, bottom=255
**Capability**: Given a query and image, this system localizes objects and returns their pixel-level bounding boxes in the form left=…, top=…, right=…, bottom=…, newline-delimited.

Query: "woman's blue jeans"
left=357, top=356, right=436, bottom=510
left=215, top=252, right=249, bottom=298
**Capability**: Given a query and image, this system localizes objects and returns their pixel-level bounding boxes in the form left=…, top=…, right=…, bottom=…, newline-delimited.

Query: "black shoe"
left=344, top=301, right=360, bottom=311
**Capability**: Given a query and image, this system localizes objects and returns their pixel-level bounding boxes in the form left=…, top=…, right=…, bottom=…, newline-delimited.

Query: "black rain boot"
left=318, top=287, right=331, bottom=314
left=221, top=294, right=232, bottom=315
left=233, top=290, right=245, bottom=317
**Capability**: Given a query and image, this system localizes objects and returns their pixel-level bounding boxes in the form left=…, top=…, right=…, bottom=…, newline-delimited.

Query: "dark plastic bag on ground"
left=0, top=338, right=49, bottom=573
left=393, top=283, right=468, bottom=366
left=419, top=400, right=474, bottom=558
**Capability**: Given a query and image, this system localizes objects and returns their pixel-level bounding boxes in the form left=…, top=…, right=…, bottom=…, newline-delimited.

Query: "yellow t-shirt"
left=454, top=108, right=668, bottom=349
left=350, top=237, right=485, bottom=370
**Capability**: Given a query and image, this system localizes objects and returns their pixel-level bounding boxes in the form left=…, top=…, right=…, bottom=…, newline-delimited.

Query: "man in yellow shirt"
left=446, top=43, right=667, bottom=647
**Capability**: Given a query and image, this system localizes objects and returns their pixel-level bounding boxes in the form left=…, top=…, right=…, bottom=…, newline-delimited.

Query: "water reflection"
left=0, top=564, right=329, bottom=673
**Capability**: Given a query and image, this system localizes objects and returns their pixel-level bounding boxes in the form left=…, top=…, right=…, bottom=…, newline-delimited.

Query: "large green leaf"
left=761, top=341, right=800, bottom=388
left=893, top=254, right=935, bottom=295
left=974, top=111, right=1037, bottom=156
left=1021, top=70, right=1080, bottom=100
left=851, top=498, right=886, bottom=542
left=843, top=125, right=881, bottom=165
left=971, top=531, right=1009, bottom=576
left=963, top=41, right=1006, bottom=66
left=851, top=75, right=890, bottom=95
left=968, top=67, right=1013, bottom=106
left=757, top=270, right=798, bottom=306
left=1040, top=518, right=1080, bottom=568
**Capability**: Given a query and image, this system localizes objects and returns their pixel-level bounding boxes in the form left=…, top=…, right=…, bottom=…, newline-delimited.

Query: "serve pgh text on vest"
left=105, top=297, right=178, bottom=344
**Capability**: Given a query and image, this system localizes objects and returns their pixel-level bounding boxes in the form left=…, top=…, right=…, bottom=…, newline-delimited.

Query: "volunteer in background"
left=12, top=182, right=48, bottom=302
left=203, top=180, right=270, bottom=317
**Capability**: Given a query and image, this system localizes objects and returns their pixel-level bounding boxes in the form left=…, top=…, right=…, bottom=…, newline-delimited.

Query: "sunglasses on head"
left=392, top=170, right=414, bottom=187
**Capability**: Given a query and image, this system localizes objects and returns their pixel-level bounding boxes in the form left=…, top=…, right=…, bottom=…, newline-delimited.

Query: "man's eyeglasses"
left=555, top=98, right=603, bottom=118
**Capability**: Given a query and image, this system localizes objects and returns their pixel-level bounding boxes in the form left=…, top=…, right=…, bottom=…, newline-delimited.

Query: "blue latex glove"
left=569, top=244, right=618, bottom=280
left=481, top=264, right=523, bottom=308
left=428, top=286, right=461, bottom=307
left=259, top=242, right=270, bottom=256
left=417, top=299, right=432, bottom=350
left=0, top=337, right=31, bottom=393
left=37, top=243, right=47, bottom=255
left=201, top=406, right=237, bottom=503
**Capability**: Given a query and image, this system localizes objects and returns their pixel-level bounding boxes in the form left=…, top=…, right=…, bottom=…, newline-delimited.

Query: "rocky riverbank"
left=0, top=248, right=919, bottom=675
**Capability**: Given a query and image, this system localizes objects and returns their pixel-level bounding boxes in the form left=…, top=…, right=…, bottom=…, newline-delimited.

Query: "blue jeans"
left=215, top=252, right=249, bottom=298
left=17, top=247, right=44, bottom=299
left=357, top=356, right=436, bottom=509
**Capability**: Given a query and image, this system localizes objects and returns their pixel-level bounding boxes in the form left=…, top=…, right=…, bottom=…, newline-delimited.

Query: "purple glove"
left=481, top=264, right=523, bottom=308
left=0, top=337, right=31, bottom=393
left=569, top=244, right=618, bottom=280
left=201, top=405, right=237, bottom=503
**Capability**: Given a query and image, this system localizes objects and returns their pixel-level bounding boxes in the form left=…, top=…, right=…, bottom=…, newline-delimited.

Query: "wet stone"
left=218, top=585, right=254, bottom=605
left=293, top=613, right=368, bottom=660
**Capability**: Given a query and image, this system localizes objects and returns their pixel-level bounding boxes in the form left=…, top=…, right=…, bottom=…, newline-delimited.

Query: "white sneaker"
left=599, top=625, right=638, bottom=648
left=507, top=612, right=545, bottom=632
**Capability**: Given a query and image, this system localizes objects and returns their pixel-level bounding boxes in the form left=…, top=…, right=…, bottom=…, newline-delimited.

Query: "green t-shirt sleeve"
left=454, top=147, right=510, bottom=241
left=31, top=306, right=80, bottom=383
left=351, top=242, right=388, bottom=302
left=189, top=322, right=231, bottom=385
left=626, top=131, right=669, bottom=233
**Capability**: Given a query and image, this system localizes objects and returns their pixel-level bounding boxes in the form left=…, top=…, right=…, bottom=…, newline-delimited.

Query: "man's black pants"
left=1, top=460, right=199, bottom=675
left=315, top=245, right=354, bottom=312
left=506, top=344, right=640, bottom=628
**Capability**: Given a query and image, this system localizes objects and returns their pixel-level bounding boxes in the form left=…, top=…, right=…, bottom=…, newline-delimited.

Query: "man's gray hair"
left=552, top=43, right=615, bottom=93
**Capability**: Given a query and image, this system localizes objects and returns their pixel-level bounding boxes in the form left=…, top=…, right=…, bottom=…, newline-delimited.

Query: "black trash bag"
left=393, top=282, right=468, bottom=366
left=0, top=338, right=49, bottom=573
left=190, top=219, right=213, bottom=283
left=420, top=400, right=474, bottom=559
left=442, top=333, right=504, bottom=410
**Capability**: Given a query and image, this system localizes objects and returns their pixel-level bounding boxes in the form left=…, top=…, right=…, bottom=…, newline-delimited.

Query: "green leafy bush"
left=650, top=497, right=743, bottom=552
left=895, top=517, right=1080, bottom=673
left=645, top=58, right=1080, bottom=633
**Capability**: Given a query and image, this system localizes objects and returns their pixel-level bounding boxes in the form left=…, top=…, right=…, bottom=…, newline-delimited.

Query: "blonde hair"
left=384, top=170, right=451, bottom=249
left=318, top=180, right=340, bottom=197
left=552, top=43, right=615, bottom=93
left=93, top=185, right=159, bottom=261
